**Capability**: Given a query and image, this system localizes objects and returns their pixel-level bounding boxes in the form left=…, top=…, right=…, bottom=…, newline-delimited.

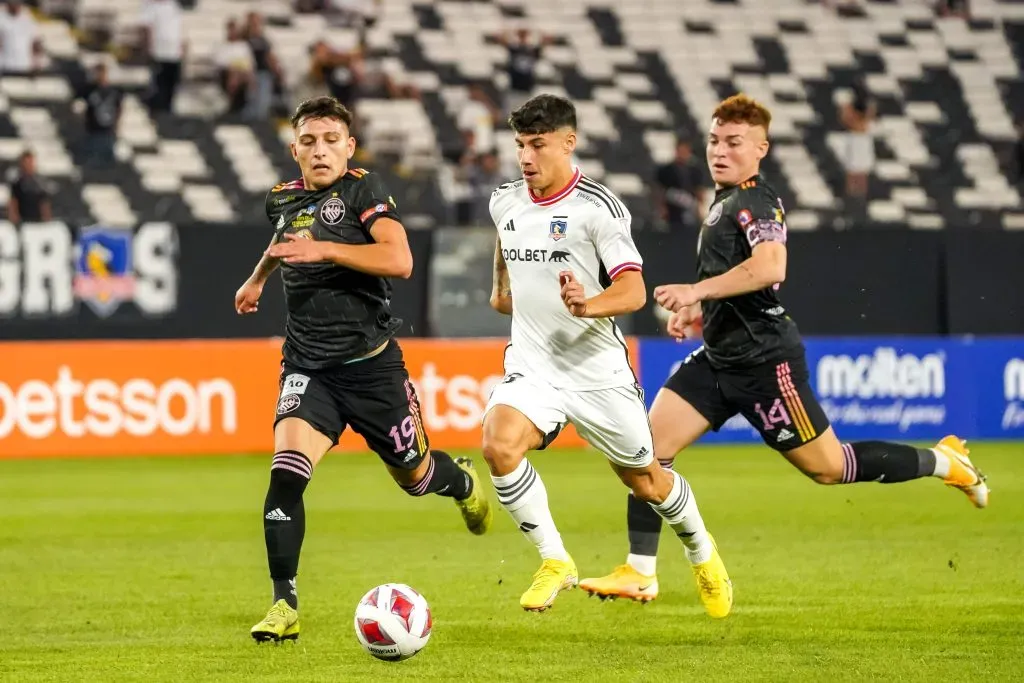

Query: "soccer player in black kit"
left=235, top=96, right=492, bottom=641
left=580, top=94, right=989, bottom=604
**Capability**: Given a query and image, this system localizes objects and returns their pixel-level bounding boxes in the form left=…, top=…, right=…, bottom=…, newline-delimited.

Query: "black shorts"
left=663, top=347, right=831, bottom=452
left=273, top=339, right=429, bottom=469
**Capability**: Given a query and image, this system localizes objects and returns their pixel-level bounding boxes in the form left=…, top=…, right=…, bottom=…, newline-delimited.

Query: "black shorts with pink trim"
left=273, top=340, right=430, bottom=469
left=662, top=347, right=831, bottom=452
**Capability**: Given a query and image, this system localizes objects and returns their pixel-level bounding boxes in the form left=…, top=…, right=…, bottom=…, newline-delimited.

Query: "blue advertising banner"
left=637, top=337, right=1024, bottom=443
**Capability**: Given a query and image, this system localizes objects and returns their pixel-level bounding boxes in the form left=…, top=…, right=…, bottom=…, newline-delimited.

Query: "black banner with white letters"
left=627, top=229, right=1022, bottom=337
left=1, top=222, right=1020, bottom=339
left=0, top=222, right=432, bottom=340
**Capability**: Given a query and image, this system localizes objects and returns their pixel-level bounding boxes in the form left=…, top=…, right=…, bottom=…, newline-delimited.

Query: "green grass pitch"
left=1, top=443, right=1022, bottom=682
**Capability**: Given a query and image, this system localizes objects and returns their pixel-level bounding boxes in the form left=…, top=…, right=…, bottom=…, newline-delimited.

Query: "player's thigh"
left=723, top=356, right=837, bottom=480
left=273, top=366, right=344, bottom=467
left=569, top=383, right=655, bottom=469
left=658, top=349, right=734, bottom=463
left=649, top=388, right=712, bottom=465
left=569, top=386, right=682, bottom=503
left=336, top=344, right=431, bottom=487
left=482, top=373, right=563, bottom=475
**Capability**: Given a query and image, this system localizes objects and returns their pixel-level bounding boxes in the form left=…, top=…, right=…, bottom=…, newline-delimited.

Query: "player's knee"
left=628, top=477, right=661, bottom=503
left=391, top=468, right=420, bottom=492
left=481, top=438, right=525, bottom=476
left=805, top=467, right=843, bottom=485
left=618, top=467, right=666, bottom=504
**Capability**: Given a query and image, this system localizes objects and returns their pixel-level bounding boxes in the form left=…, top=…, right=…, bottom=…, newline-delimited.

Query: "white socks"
left=626, top=553, right=657, bottom=576
left=491, top=459, right=569, bottom=562
left=493, top=460, right=712, bottom=568
left=649, top=470, right=713, bottom=565
left=930, top=448, right=951, bottom=478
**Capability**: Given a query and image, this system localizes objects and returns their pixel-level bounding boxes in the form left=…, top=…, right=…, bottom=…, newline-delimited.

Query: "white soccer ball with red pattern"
left=353, top=583, right=432, bottom=661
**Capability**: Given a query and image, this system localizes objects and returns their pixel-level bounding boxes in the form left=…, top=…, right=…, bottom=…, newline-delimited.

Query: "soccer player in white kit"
left=482, top=94, right=733, bottom=615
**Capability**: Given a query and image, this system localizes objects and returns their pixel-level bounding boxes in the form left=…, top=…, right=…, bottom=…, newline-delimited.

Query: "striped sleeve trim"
left=607, top=261, right=642, bottom=279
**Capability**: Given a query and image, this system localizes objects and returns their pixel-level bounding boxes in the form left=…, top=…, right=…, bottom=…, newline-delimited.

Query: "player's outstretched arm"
left=266, top=217, right=413, bottom=278
left=695, top=241, right=786, bottom=300
left=490, top=237, right=513, bottom=315
left=560, top=269, right=646, bottom=318
left=654, top=242, right=786, bottom=312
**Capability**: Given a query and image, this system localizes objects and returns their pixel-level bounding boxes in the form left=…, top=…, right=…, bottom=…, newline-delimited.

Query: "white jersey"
left=489, top=168, right=643, bottom=390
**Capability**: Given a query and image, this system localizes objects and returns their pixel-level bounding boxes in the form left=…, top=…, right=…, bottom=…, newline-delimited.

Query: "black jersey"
left=697, top=175, right=803, bottom=369
left=265, top=168, right=403, bottom=369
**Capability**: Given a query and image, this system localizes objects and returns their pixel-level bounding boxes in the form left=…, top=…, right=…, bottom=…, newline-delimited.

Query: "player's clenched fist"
left=666, top=310, right=688, bottom=339
left=235, top=278, right=263, bottom=315
left=559, top=270, right=588, bottom=317
left=667, top=305, right=703, bottom=341
left=654, top=283, right=700, bottom=313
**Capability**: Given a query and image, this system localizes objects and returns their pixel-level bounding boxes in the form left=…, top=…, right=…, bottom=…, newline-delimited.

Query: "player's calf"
left=393, top=450, right=493, bottom=534
left=394, top=449, right=472, bottom=499
left=627, top=465, right=731, bottom=618
left=784, top=430, right=986, bottom=504
left=263, top=450, right=313, bottom=611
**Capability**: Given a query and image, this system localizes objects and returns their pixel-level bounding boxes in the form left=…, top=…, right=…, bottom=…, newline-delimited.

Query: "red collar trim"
left=529, top=168, right=582, bottom=206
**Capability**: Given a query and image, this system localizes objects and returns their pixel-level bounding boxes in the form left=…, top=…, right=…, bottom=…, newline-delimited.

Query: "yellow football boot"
left=250, top=599, right=300, bottom=643
left=935, top=435, right=989, bottom=508
left=580, top=564, right=659, bottom=603
left=520, top=557, right=578, bottom=612
left=454, top=457, right=492, bottom=535
left=691, top=534, right=733, bottom=619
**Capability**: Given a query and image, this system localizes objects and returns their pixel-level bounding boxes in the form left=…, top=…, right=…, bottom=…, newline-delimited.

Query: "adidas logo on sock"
left=776, top=428, right=795, bottom=443
left=265, top=508, right=291, bottom=521
left=519, top=522, right=538, bottom=532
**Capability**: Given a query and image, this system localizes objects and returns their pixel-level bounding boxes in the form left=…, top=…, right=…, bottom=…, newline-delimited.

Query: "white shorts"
left=484, top=372, right=655, bottom=468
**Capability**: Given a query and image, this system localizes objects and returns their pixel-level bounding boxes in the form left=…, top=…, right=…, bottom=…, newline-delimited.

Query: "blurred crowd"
left=0, top=0, right=1007, bottom=230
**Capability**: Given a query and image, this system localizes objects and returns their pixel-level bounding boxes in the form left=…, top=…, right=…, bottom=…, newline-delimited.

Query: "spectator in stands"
left=215, top=19, right=254, bottom=115
left=0, top=1, right=43, bottom=76
left=451, top=135, right=475, bottom=226
left=313, top=40, right=361, bottom=107
left=359, top=49, right=419, bottom=102
left=468, top=150, right=502, bottom=226
left=839, top=76, right=876, bottom=226
left=244, top=12, right=280, bottom=120
left=494, top=28, right=552, bottom=117
left=937, top=0, right=970, bottom=19
left=140, top=0, right=186, bottom=115
left=79, top=62, right=123, bottom=168
left=458, top=84, right=501, bottom=157
left=654, top=137, right=707, bottom=232
left=7, top=150, right=51, bottom=224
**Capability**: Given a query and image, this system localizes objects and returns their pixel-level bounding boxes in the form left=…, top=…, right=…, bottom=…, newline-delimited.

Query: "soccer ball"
left=353, top=583, right=432, bottom=661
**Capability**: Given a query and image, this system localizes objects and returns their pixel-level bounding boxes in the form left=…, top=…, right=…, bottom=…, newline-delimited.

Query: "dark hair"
left=290, top=96, right=354, bottom=130
left=508, top=94, right=577, bottom=135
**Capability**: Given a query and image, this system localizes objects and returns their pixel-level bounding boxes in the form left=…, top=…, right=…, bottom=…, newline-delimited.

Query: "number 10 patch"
left=281, top=373, right=310, bottom=397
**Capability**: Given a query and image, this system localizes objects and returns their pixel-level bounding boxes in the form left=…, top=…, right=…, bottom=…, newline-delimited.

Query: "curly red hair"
left=712, top=94, right=771, bottom=134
